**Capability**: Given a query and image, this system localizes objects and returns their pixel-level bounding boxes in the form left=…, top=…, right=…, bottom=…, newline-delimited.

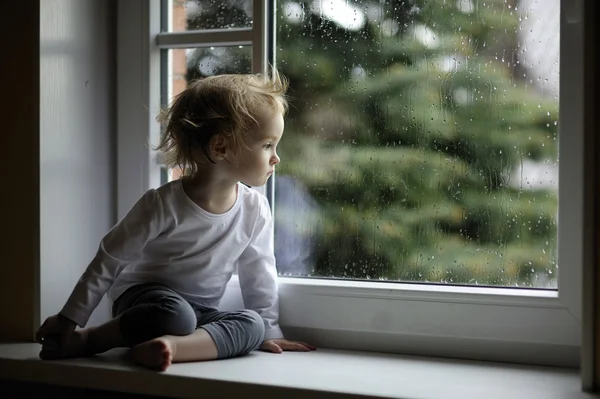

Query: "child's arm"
left=237, top=195, right=315, bottom=353
left=57, top=189, right=164, bottom=329
left=237, top=196, right=283, bottom=340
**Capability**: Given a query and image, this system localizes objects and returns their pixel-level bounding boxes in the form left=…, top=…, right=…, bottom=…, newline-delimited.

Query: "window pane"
left=162, top=46, right=252, bottom=180
left=163, top=0, right=252, bottom=32
left=275, top=0, right=559, bottom=288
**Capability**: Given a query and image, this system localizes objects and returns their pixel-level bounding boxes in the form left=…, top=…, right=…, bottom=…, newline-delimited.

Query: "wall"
left=0, top=0, right=116, bottom=341
left=0, top=1, right=41, bottom=340
left=583, top=0, right=600, bottom=389
left=40, top=0, right=116, bottom=327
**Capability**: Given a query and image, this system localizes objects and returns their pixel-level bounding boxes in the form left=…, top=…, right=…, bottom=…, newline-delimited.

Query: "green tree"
left=185, top=0, right=558, bottom=287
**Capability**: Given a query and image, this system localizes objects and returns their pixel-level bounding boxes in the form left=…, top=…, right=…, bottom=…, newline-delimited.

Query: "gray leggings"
left=112, top=283, right=265, bottom=359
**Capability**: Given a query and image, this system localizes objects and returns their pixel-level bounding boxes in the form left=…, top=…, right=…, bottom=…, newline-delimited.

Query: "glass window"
left=163, top=0, right=253, bottom=32
left=274, top=0, right=559, bottom=289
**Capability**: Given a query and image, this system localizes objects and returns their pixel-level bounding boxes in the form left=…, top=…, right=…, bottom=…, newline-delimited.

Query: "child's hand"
left=260, top=339, right=316, bottom=354
left=35, top=314, right=77, bottom=354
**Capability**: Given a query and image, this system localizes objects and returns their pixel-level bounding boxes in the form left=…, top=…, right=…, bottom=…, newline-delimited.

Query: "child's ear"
left=209, top=134, right=229, bottom=160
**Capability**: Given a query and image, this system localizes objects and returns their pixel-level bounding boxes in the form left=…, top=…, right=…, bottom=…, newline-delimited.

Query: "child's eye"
left=264, top=144, right=273, bottom=149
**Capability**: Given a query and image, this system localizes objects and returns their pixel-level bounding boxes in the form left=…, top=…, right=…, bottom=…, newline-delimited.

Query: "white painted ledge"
left=0, top=343, right=594, bottom=399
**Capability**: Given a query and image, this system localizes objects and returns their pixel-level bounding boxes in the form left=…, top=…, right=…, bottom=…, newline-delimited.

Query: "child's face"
left=233, top=110, right=284, bottom=187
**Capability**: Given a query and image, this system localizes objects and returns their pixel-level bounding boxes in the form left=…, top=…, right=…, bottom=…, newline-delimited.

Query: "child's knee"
left=120, top=298, right=197, bottom=345
left=154, top=299, right=197, bottom=336
left=237, top=309, right=265, bottom=350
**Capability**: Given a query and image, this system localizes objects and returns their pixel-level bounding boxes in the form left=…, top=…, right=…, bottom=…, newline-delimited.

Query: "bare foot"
left=130, top=338, right=175, bottom=371
left=40, top=330, right=95, bottom=360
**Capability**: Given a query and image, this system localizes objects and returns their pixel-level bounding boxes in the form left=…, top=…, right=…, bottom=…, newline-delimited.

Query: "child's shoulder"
left=238, top=184, right=271, bottom=214
left=238, top=183, right=267, bottom=203
left=145, top=180, right=270, bottom=218
left=138, top=180, right=183, bottom=210
left=153, top=179, right=181, bottom=198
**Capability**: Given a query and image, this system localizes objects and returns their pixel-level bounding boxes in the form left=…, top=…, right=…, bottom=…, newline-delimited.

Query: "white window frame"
left=117, top=0, right=584, bottom=367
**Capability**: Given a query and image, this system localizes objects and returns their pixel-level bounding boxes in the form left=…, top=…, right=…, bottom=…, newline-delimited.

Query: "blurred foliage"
left=182, top=0, right=558, bottom=287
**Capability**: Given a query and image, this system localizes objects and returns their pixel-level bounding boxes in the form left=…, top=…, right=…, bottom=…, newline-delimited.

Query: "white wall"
left=40, top=0, right=116, bottom=327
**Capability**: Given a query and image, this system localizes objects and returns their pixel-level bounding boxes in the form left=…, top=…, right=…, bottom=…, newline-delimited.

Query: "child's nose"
left=271, top=153, right=280, bottom=165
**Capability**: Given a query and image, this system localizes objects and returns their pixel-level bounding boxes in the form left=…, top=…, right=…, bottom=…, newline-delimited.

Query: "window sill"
left=220, top=276, right=580, bottom=367
left=0, top=342, right=593, bottom=399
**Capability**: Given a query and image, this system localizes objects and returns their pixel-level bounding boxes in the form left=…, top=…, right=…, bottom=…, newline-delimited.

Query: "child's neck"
left=182, top=174, right=239, bottom=215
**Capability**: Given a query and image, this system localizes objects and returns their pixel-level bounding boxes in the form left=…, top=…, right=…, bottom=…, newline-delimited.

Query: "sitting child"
left=35, top=69, right=315, bottom=371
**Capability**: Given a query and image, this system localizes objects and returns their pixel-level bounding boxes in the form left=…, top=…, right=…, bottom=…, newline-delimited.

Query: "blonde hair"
left=156, top=69, right=289, bottom=176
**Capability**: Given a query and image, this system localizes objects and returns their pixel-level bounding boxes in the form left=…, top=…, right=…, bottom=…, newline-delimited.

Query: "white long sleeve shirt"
left=59, top=180, right=283, bottom=340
